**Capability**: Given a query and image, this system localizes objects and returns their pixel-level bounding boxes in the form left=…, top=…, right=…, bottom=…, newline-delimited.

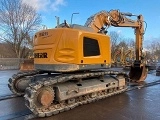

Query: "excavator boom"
left=85, top=10, right=147, bottom=82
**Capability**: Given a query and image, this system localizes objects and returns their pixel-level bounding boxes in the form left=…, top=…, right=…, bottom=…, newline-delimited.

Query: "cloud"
left=51, top=0, right=66, bottom=11
left=22, top=0, right=66, bottom=11
left=108, top=27, right=122, bottom=35
left=144, top=35, right=160, bottom=48
left=22, top=0, right=49, bottom=11
left=117, top=30, right=122, bottom=35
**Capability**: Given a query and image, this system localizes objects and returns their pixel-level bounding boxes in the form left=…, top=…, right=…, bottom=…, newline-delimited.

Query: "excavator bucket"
left=129, top=62, right=148, bottom=82
left=20, top=58, right=34, bottom=71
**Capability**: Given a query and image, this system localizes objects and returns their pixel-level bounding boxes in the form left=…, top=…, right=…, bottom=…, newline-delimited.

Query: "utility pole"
left=71, top=13, right=79, bottom=25
left=55, top=16, right=60, bottom=28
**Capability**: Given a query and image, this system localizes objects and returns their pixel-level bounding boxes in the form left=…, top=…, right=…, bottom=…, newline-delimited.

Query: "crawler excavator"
left=112, top=48, right=124, bottom=67
left=8, top=10, right=147, bottom=117
left=123, top=49, right=135, bottom=67
left=113, top=48, right=135, bottom=67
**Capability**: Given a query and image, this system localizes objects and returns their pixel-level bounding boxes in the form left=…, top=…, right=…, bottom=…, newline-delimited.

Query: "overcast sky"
left=22, top=0, right=160, bottom=45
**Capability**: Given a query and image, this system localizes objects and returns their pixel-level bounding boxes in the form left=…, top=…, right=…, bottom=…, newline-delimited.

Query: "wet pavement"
left=0, top=70, right=18, bottom=96
left=33, top=85, right=160, bottom=120
left=0, top=70, right=160, bottom=120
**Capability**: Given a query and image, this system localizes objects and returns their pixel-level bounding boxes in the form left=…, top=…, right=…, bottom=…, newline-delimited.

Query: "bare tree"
left=0, top=43, right=15, bottom=57
left=125, top=38, right=135, bottom=48
left=146, top=41, right=160, bottom=61
left=108, top=31, right=123, bottom=58
left=117, top=40, right=128, bottom=50
left=0, top=0, right=41, bottom=58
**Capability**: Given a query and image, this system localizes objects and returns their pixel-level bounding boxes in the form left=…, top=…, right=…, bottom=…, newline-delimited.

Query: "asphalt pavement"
left=0, top=70, right=160, bottom=120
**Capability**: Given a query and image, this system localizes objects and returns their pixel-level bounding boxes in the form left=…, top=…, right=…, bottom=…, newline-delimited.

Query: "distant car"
left=156, top=66, right=160, bottom=72
left=156, top=66, right=160, bottom=76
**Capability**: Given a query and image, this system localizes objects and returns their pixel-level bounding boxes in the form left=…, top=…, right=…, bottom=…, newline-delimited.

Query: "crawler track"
left=8, top=70, right=40, bottom=96
left=3, top=78, right=160, bottom=119
left=25, top=79, right=160, bottom=118
left=24, top=70, right=128, bottom=117
left=8, top=69, right=160, bottom=118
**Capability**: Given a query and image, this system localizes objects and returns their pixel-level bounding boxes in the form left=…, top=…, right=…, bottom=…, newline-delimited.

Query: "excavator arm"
left=85, top=10, right=147, bottom=82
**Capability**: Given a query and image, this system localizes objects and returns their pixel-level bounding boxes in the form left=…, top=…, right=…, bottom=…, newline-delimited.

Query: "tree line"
left=109, top=31, right=160, bottom=62
left=0, top=0, right=159, bottom=62
left=0, top=0, right=41, bottom=58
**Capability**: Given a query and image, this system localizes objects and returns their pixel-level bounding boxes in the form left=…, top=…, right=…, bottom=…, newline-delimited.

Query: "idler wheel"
left=15, top=78, right=31, bottom=92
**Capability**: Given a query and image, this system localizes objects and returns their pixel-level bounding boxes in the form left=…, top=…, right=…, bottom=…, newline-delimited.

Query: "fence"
left=0, top=58, right=26, bottom=70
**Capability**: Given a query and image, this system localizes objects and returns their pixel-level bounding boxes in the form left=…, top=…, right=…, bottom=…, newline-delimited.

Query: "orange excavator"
left=8, top=10, right=147, bottom=117
left=112, top=48, right=135, bottom=68
left=112, top=47, right=124, bottom=66
left=111, top=47, right=135, bottom=67
left=123, top=49, right=135, bottom=66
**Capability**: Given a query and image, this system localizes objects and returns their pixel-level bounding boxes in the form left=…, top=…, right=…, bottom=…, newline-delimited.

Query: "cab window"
left=83, top=37, right=100, bottom=57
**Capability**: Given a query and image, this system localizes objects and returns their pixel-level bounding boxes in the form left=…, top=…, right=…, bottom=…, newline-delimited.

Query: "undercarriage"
left=8, top=70, right=127, bottom=117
